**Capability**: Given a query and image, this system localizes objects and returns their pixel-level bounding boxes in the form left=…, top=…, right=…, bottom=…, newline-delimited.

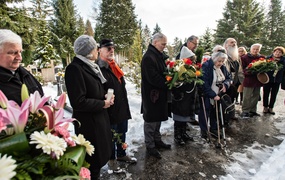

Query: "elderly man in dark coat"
left=0, top=29, right=44, bottom=106
left=65, top=35, right=113, bottom=179
left=141, top=32, right=171, bottom=159
left=97, top=38, right=136, bottom=172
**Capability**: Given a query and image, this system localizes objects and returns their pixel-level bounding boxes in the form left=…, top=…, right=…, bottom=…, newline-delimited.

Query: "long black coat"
left=64, top=57, right=112, bottom=170
left=141, top=44, right=170, bottom=122
left=0, top=66, right=44, bottom=105
left=97, top=58, right=131, bottom=125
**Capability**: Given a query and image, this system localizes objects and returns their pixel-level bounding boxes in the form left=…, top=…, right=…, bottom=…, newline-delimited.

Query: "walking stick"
left=201, top=96, right=212, bottom=143
left=215, top=100, right=222, bottom=148
left=219, top=101, right=227, bottom=147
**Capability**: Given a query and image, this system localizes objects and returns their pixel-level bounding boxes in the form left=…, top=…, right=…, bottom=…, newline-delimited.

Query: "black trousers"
left=263, top=82, right=280, bottom=108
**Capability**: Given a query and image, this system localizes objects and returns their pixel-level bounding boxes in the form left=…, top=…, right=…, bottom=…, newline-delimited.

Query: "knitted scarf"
left=76, top=55, right=107, bottom=84
left=107, top=59, right=124, bottom=83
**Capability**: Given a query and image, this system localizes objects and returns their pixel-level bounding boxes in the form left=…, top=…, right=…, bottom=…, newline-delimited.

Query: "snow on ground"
left=43, top=80, right=285, bottom=179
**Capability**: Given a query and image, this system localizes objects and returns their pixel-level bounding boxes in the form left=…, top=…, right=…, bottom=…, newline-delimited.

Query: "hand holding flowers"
left=246, top=57, right=283, bottom=74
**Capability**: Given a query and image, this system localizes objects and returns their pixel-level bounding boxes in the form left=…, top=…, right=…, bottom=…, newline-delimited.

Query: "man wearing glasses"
left=97, top=39, right=137, bottom=173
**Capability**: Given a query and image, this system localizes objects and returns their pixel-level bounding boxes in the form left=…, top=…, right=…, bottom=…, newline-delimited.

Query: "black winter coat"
left=141, top=44, right=171, bottom=122
left=171, top=83, right=196, bottom=117
left=65, top=57, right=112, bottom=170
left=266, top=55, right=285, bottom=83
left=0, top=66, right=44, bottom=105
left=97, top=58, right=131, bottom=125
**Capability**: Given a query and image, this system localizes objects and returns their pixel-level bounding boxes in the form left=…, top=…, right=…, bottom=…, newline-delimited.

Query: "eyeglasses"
left=190, top=41, right=198, bottom=46
left=106, top=46, right=115, bottom=51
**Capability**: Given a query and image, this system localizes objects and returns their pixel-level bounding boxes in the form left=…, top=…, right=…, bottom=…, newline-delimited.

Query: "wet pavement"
left=99, top=97, right=285, bottom=179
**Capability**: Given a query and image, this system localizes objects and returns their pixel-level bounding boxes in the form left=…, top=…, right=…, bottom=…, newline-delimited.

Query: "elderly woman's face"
left=273, top=50, right=283, bottom=58
left=0, top=42, right=22, bottom=71
left=238, top=48, right=246, bottom=57
left=214, top=58, right=225, bottom=68
left=250, top=45, right=260, bottom=56
left=89, top=48, right=98, bottom=60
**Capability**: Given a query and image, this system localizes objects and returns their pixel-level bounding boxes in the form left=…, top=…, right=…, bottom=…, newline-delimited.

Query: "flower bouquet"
left=0, top=84, right=94, bottom=180
left=246, top=57, right=283, bottom=74
left=246, top=57, right=283, bottom=84
left=165, top=58, right=204, bottom=89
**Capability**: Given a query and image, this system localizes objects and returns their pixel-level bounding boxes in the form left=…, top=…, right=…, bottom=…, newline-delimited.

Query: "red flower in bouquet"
left=246, top=57, right=282, bottom=74
left=165, top=58, right=204, bottom=89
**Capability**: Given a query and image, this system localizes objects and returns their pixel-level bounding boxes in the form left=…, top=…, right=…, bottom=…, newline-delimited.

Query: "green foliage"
left=172, top=37, right=183, bottom=59
left=141, top=24, right=152, bottom=54
left=195, top=47, right=204, bottom=64
left=199, top=27, right=214, bottom=53
left=50, top=0, right=81, bottom=66
left=261, top=0, right=285, bottom=54
left=214, top=0, right=265, bottom=48
left=0, top=2, right=37, bottom=65
left=96, top=0, right=137, bottom=52
left=121, top=61, right=141, bottom=93
left=152, top=23, right=161, bottom=35
left=85, top=19, right=94, bottom=36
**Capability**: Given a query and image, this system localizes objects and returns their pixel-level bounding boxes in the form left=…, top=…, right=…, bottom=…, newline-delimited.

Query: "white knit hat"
left=180, top=46, right=195, bottom=59
left=74, top=35, right=97, bottom=57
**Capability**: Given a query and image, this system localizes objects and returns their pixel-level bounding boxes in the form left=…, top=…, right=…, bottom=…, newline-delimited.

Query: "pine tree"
left=85, top=19, right=94, bottom=36
left=261, top=0, right=285, bottom=54
left=141, top=24, right=152, bottom=54
left=77, top=16, right=85, bottom=36
left=50, top=0, right=80, bottom=66
left=214, top=0, right=265, bottom=48
left=172, top=37, right=183, bottom=59
left=30, top=0, right=59, bottom=68
left=199, top=27, right=214, bottom=53
left=96, top=0, right=137, bottom=52
left=0, top=0, right=37, bottom=65
left=152, top=23, right=161, bottom=35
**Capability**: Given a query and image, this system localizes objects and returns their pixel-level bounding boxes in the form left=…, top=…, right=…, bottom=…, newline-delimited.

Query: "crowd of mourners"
left=140, top=33, right=285, bottom=159
left=1, top=29, right=284, bottom=179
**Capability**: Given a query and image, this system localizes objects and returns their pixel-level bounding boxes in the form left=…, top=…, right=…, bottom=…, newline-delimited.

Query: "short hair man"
left=141, top=33, right=171, bottom=159
left=0, top=29, right=44, bottom=105
left=176, top=35, right=199, bottom=60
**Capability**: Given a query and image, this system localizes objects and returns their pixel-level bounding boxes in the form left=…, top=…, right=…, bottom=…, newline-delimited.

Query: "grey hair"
left=223, top=38, right=233, bottom=47
left=250, top=43, right=262, bottom=51
left=211, top=51, right=228, bottom=62
left=0, top=29, right=22, bottom=51
left=187, top=35, right=198, bottom=42
left=152, top=33, right=166, bottom=44
left=212, top=45, right=227, bottom=53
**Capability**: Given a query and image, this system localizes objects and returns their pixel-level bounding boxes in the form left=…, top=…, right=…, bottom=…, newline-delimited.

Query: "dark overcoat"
left=141, top=44, right=170, bottom=122
left=97, top=58, right=131, bottom=125
left=64, top=57, right=112, bottom=170
left=0, top=66, right=44, bottom=105
left=266, top=55, right=285, bottom=83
